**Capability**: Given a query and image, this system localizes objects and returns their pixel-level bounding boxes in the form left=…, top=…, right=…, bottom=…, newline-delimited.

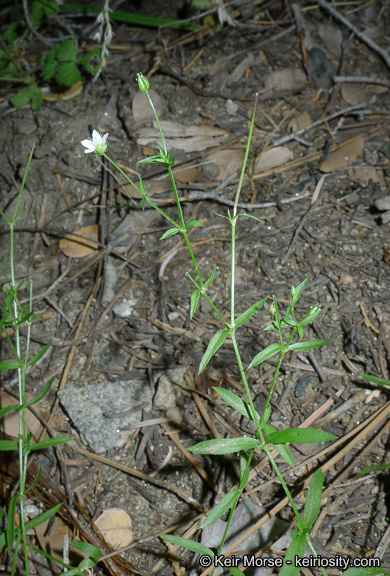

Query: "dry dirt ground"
left=1, top=1, right=390, bottom=575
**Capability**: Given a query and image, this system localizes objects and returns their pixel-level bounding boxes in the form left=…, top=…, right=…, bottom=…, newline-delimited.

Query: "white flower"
left=81, top=129, right=109, bottom=154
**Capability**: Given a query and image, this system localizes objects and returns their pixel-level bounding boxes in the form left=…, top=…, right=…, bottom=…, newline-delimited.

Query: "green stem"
left=264, top=445, right=304, bottom=532
left=146, top=90, right=167, bottom=156
left=231, top=333, right=261, bottom=430
left=103, top=154, right=178, bottom=227
left=306, top=536, right=329, bottom=576
left=168, top=165, right=185, bottom=229
left=232, top=93, right=258, bottom=217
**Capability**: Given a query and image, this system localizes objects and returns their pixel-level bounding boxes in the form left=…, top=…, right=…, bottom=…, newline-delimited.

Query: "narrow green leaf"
left=199, top=489, right=240, bottom=528
left=71, top=542, right=101, bottom=564
left=341, top=569, right=389, bottom=576
left=303, top=468, right=323, bottom=530
left=290, top=277, right=309, bottom=307
left=248, top=343, right=282, bottom=369
left=25, top=467, right=42, bottom=494
left=298, top=325, right=304, bottom=340
left=27, top=341, right=51, bottom=367
left=204, top=266, right=216, bottom=289
left=29, top=436, right=71, bottom=451
left=186, top=219, right=204, bottom=229
left=0, top=440, right=18, bottom=451
left=6, top=495, right=17, bottom=554
left=26, top=377, right=56, bottom=407
left=162, top=535, right=214, bottom=557
left=160, top=227, right=180, bottom=240
left=228, top=568, right=246, bottom=576
left=235, top=297, right=268, bottom=328
left=190, top=290, right=201, bottom=320
left=361, top=374, right=390, bottom=387
left=260, top=404, right=271, bottom=426
left=264, top=423, right=295, bottom=465
left=357, top=463, right=390, bottom=475
left=199, top=329, right=228, bottom=374
left=300, top=307, right=322, bottom=326
left=237, top=213, right=262, bottom=223
left=239, top=450, right=250, bottom=489
left=267, top=428, right=337, bottom=445
left=0, top=360, right=21, bottom=371
left=186, top=272, right=199, bottom=289
left=214, top=387, right=258, bottom=421
left=0, top=405, right=17, bottom=420
left=25, top=504, right=63, bottom=531
left=212, top=211, right=230, bottom=220
left=288, top=338, right=330, bottom=352
left=279, top=532, right=306, bottom=576
left=0, top=532, right=5, bottom=548
left=274, top=443, right=295, bottom=469
left=189, top=437, right=260, bottom=455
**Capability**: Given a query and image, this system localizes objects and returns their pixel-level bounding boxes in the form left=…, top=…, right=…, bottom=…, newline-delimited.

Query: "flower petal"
left=92, top=129, right=100, bottom=141
left=102, top=133, right=109, bottom=145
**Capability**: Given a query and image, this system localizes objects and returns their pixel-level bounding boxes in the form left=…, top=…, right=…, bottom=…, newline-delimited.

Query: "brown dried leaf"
left=0, top=392, right=49, bottom=439
left=173, top=166, right=202, bottom=183
left=136, top=121, right=228, bottom=153
left=35, top=516, right=84, bottom=563
left=42, top=81, right=84, bottom=101
left=95, top=508, right=133, bottom=549
left=59, top=225, right=100, bottom=258
left=346, top=165, right=385, bottom=186
left=265, top=68, right=307, bottom=92
left=318, top=24, right=343, bottom=59
left=132, top=89, right=164, bottom=126
left=252, top=147, right=293, bottom=173
left=341, top=83, right=370, bottom=105
left=205, top=149, right=244, bottom=181
left=287, top=111, right=312, bottom=133
left=320, top=135, right=365, bottom=173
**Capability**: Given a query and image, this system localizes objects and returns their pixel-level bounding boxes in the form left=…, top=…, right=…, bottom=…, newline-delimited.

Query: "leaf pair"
left=198, top=297, right=268, bottom=373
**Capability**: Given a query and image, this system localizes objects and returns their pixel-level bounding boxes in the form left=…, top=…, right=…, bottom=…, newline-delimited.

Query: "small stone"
left=226, top=99, right=239, bottom=116
left=113, top=299, right=135, bottom=318
left=295, top=375, right=314, bottom=398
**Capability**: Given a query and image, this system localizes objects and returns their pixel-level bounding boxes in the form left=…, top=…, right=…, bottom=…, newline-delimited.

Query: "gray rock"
left=58, top=380, right=151, bottom=453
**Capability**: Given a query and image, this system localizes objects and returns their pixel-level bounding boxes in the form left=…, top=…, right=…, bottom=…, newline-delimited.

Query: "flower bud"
left=136, top=72, right=149, bottom=92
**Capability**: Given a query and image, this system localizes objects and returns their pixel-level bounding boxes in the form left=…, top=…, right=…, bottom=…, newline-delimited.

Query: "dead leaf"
left=35, top=516, right=84, bottom=563
left=320, top=135, right=365, bottom=173
left=318, top=24, right=343, bottom=59
left=341, top=82, right=387, bottom=105
left=95, top=508, right=133, bottom=549
left=345, top=165, right=385, bottom=186
left=265, top=68, right=307, bottom=92
left=42, top=81, right=84, bottom=101
left=341, top=83, right=371, bottom=106
left=205, top=149, right=244, bottom=181
left=59, top=225, right=100, bottom=258
left=252, top=147, right=293, bottom=173
left=132, top=89, right=164, bottom=126
left=136, top=120, right=228, bottom=153
left=173, top=166, right=202, bottom=183
left=287, top=111, right=312, bottom=133
left=0, top=392, right=49, bottom=439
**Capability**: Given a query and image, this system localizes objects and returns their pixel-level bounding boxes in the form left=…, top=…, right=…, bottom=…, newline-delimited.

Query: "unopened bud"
left=136, top=72, right=149, bottom=92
